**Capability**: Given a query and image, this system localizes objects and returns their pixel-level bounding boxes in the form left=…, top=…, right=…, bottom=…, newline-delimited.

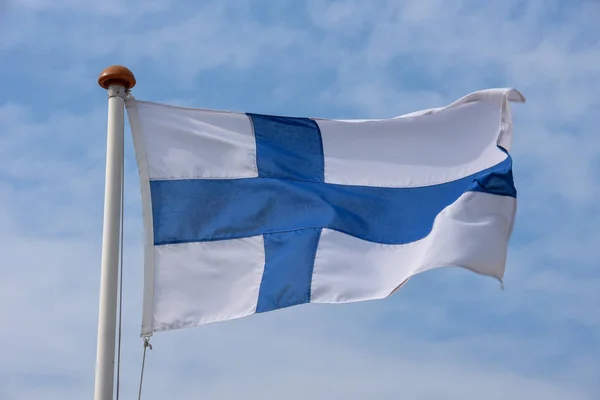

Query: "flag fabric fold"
left=125, top=88, right=525, bottom=336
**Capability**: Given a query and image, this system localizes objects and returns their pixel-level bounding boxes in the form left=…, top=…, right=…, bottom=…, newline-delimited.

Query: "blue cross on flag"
left=125, top=88, right=525, bottom=336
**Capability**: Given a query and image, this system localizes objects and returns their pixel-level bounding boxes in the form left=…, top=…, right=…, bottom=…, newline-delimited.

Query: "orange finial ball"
left=98, top=65, right=136, bottom=90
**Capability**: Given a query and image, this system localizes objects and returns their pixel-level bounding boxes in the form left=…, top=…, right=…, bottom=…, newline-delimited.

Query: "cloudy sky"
left=1, top=0, right=599, bottom=399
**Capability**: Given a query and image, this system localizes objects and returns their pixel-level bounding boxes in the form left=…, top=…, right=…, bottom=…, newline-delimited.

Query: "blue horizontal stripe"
left=468, top=148, right=516, bottom=197
left=150, top=153, right=515, bottom=246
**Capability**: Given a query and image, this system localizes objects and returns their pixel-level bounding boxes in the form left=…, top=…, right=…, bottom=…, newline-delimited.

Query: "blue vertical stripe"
left=256, top=229, right=322, bottom=313
left=247, top=113, right=324, bottom=182
left=247, top=113, right=325, bottom=314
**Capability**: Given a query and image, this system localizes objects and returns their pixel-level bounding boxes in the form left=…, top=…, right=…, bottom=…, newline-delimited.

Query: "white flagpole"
left=94, top=66, right=136, bottom=400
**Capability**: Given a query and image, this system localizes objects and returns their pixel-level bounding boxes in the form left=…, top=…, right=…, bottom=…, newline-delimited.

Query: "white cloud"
left=11, top=0, right=171, bottom=16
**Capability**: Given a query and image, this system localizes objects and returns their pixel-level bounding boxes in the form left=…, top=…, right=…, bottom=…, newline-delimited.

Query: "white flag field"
left=124, top=88, right=525, bottom=336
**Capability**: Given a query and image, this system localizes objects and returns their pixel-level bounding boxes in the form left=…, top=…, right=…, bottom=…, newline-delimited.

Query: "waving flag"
left=125, top=88, right=525, bottom=335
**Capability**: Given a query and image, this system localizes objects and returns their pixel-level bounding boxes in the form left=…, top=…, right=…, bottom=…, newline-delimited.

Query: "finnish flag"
left=126, top=88, right=525, bottom=336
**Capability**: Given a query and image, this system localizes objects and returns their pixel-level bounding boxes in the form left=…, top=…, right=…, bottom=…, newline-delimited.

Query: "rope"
left=115, top=132, right=125, bottom=400
left=138, top=337, right=153, bottom=400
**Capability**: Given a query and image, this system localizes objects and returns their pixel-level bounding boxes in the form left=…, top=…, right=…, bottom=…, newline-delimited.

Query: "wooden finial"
left=98, top=65, right=136, bottom=90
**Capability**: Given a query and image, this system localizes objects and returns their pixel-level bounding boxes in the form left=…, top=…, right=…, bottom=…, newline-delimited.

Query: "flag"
left=125, top=88, right=525, bottom=336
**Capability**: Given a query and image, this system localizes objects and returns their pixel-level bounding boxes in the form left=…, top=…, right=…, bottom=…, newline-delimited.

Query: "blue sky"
left=1, top=0, right=599, bottom=398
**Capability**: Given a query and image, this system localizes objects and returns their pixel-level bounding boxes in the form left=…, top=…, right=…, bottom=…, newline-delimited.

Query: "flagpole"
left=94, top=65, right=136, bottom=400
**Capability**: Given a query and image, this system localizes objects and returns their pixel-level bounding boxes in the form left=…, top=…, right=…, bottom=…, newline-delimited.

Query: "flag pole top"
left=98, top=65, right=136, bottom=90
